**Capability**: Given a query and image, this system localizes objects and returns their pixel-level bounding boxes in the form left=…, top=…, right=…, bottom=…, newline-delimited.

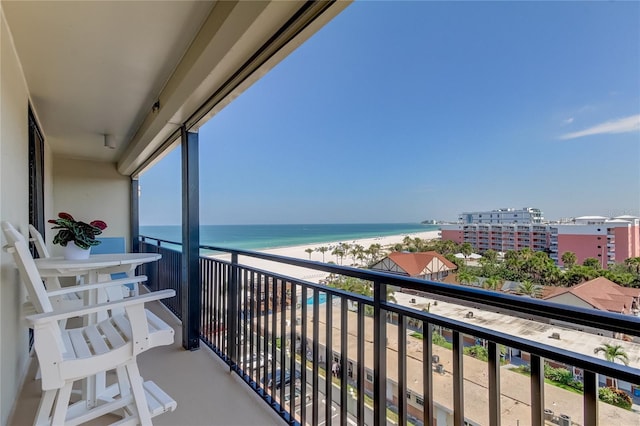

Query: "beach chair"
left=3, top=222, right=177, bottom=425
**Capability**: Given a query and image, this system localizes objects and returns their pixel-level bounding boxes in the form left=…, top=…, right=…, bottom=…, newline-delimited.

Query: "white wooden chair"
left=3, top=222, right=177, bottom=425
left=28, top=224, right=84, bottom=313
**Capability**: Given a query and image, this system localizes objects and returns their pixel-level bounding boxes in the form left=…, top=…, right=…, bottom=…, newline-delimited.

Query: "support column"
left=181, top=127, right=200, bottom=350
left=130, top=178, right=139, bottom=253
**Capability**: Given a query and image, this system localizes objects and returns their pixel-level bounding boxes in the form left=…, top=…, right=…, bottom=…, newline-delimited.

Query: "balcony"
left=8, top=236, right=640, bottom=425
left=24, top=236, right=639, bottom=426
left=3, top=2, right=640, bottom=424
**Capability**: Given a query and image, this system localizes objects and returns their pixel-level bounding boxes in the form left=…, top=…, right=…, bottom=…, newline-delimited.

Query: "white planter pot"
left=64, top=241, right=91, bottom=260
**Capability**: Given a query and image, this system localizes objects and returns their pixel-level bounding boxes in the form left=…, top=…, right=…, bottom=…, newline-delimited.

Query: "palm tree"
left=331, top=246, right=345, bottom=265
left=456, top=270, right=476, bottom=286
left=624, top=257, right=640, bottom=273
left=304, top=248, right=313, bottom=260
left=583, top=257, right=601, bottom=269
left=483, top=276, right=503, bottom=291
left=594, top=343, right=629, bottom=388
left=482, top=249, right=498, bottom=264
left=368, top=243, right=382, bottom=264
left=350, top=244, right=364, bottom=265
left=391, top=243, right=404, bottom=252
left=561, top=251, right=577, bottom=269
left=315, top=246, right=328, bottom=262
left=517, top=280, right=542, bottom=298
left=460, top=242, right=473, bottom=261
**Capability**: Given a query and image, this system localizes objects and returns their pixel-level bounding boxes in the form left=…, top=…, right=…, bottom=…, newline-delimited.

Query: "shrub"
left=463, top=345, right=489, bottom=362
left=432, top=333, right=447, bottom=346
left=599, top=387, right=632, bottom=410
left=545, top=366, right=573, bottom=386
left=569, top=380, right=583, bottom=392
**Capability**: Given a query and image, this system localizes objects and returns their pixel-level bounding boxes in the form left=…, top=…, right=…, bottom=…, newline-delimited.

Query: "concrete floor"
left=10, top=299, right=285, bottom=426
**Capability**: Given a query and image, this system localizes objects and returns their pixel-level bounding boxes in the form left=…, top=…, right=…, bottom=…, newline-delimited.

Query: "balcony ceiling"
left=2, top=0, right=348, bottom=175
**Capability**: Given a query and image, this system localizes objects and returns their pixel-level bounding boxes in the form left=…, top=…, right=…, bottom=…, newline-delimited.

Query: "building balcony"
left=14, top=238, right=637, bottom=426
left=16, top=2, right=639, bottom=425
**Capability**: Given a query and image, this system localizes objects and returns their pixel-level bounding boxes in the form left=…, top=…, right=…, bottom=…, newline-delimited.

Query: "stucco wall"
left=614, top=225, right=640, bottom=262
left=440, top=229, right=464, bottom=244
left=0, top=8, right=32, bottom=423
left=50, top=157, right=130, bottom=256
left=557, top=234, right=606, bottom=267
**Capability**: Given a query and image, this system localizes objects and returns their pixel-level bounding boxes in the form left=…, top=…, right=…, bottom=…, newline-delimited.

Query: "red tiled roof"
left=543, top=276, right=639, bottom=314
left=385, top=251, right=457, bottom=277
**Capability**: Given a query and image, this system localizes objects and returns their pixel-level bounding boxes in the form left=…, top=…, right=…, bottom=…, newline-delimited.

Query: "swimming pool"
left=306, top=293, right=327, bottom=305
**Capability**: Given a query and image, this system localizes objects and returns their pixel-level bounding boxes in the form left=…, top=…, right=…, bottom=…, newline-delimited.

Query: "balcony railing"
left=138, top=235, right=640, bottom=426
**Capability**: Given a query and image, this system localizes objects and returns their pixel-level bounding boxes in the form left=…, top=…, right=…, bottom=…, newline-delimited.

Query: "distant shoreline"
left=141, top=223, right=437, bottom=251
left=210, top=230, right=441, bottom=283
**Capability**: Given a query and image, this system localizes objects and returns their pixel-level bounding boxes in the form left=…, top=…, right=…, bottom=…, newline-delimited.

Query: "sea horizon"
left=139, top=223, right=438, bottom=251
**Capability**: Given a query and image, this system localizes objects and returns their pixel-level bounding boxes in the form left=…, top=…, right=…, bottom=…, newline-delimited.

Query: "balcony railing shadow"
left=135, top=236, right=640, bottom=426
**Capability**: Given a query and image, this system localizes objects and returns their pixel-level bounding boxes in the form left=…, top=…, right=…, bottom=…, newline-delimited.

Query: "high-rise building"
left=440, top=212, right=640, bottom=267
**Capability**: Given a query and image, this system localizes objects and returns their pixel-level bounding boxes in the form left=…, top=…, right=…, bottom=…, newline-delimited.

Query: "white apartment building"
left=458, top=207, right=544, bottom=224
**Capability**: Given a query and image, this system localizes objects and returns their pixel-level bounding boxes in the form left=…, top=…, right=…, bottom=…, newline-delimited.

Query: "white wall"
left=50, top=157, right=130, bottom=256
left=0, top=8, right=33, bottom=423
left=0, top=10, right=125, bottom=422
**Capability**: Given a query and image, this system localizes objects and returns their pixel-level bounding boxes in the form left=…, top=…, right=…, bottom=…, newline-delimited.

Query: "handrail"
left=140, top=234, right=640, bottom=338
left=139, top=234, right=640, bottom=426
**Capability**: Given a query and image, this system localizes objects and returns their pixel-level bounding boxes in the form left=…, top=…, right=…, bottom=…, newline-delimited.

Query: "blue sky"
left=140, top=1, right=640, bottom=226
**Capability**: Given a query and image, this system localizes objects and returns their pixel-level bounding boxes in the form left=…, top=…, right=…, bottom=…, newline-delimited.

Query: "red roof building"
left=543, top=277, right=640, bottom=315
left=370, top=251, right=457, bottom=281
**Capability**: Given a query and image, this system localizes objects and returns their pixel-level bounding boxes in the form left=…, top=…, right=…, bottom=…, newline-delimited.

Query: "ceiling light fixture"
left=104, top=134, right=116, bottom=149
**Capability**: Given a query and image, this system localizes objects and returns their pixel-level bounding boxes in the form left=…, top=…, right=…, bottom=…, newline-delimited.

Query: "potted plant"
left=48, top=212, right=107, bottom=259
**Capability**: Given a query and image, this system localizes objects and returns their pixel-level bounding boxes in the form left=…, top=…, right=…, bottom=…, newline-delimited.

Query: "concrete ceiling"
left=2, top=0, right=350, bottom=175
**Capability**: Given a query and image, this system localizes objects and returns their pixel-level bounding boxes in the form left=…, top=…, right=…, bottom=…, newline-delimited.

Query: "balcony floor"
left=11, top=297, right=285, bottom=426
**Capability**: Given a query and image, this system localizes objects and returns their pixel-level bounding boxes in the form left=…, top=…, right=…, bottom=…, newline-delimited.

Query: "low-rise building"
left=544, top=276, right=640, bottom=316
left=370, top=251, right=457, bottom=281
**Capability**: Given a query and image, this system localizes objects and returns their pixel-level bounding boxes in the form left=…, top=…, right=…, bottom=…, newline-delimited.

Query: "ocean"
left=139, top=223, right=437, bottom=251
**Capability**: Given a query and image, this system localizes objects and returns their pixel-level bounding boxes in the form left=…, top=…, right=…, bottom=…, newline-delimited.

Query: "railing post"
left=488, top=342, right=501, bottom=426
left=583, top=370, right=598, bottom=426
left=227, top=253, right=239, bottom=367
left=423, top=323, right=434, bottom=426
left=530, top=355, right=544, bottom=426
left=373, top=280, right=387, bottom=426
left=452, top=331, right=464, bottom=425
left=181, top=126, right=200, bottom=350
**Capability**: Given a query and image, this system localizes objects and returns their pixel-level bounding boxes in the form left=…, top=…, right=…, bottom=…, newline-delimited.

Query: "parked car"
left=241, top=352, right=272, bottom=370
left=284, top=387, right=312, bottom=406
left=260, top=369, right=301, bottom=389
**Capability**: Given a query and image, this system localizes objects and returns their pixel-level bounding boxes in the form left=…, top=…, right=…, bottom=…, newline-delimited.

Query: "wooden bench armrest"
left=26, top=289, right=175, bottom=325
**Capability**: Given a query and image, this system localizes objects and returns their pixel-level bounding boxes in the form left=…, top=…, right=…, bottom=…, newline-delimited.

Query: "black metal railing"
left=139, top=235, right=640, bottom=426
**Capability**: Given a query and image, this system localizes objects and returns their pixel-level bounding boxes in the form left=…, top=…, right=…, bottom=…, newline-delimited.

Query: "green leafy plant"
left=48, top=212, right=107, bottom=249
left=599, top=386, right=632, bottom=410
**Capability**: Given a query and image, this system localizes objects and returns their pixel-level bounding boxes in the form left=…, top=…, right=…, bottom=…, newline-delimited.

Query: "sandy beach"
left=211, top=230, right=440, bottom=283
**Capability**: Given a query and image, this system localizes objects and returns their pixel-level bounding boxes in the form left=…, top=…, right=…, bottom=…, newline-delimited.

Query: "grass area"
left=410, top=331, right=453, bottom=350
left=510, top=366, right=584, bottom=396
left=544, top=378, right=583, bottom=395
